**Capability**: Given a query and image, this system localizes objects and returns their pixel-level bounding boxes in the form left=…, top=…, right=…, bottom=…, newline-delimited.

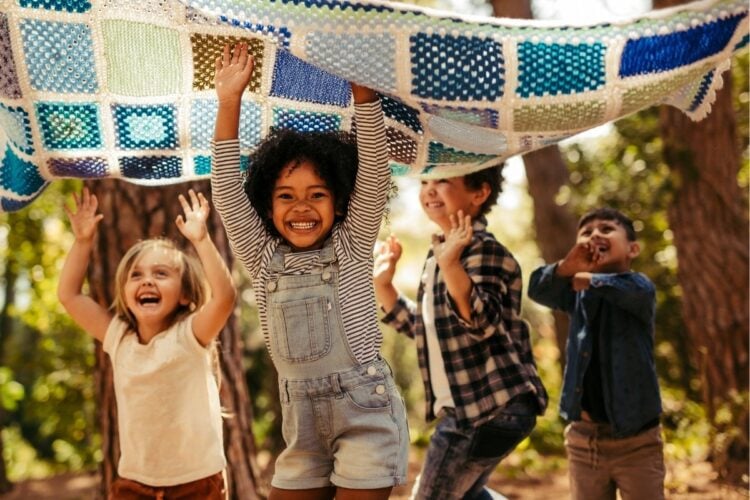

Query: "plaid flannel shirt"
left=381, top=217, right=548, bottom=428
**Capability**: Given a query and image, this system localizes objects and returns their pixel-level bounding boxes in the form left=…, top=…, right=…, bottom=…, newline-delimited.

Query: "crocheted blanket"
left=0, top=0, right=747, bottom=212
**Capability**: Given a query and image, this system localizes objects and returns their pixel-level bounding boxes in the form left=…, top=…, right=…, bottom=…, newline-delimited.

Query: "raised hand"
left=64, top=187, right=104, bottom=242
left=176, top=190, right=210, bottom=243
left=373, top=235, right=402, bottom=288
left=557, top=242, right=602, bottom=277
left=214, top=42, right=255, bottom=103
left=432, top=210, right=473, bottom=268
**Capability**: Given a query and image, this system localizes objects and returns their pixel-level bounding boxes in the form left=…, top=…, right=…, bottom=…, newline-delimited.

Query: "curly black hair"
left=463, top=163, right=504, bottom=217
left=243, top=129, right=358, bottom=237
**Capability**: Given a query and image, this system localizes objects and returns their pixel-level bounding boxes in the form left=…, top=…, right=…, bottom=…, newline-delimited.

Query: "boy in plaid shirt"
left=374, top=165, right=547, bottom=499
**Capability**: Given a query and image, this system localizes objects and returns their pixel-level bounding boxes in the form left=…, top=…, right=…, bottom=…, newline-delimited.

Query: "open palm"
left=214, top=42, right=254, bottom=102
left=176, top=190, right=209, bottom=243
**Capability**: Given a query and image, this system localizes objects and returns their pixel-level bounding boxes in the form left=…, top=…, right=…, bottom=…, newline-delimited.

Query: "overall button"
left=322, top=271, right=332, bottom=281
left=267, top=281, right=277, bottom=292
left=367, top=366, right=377, bottom=376
left=375, top=385, right=386, bottom=395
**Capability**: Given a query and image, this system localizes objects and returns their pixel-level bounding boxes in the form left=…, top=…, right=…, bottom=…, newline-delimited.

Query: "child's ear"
left=628, top=241, right=641, bottom=259
left=471, top=182, right=492, bottom=208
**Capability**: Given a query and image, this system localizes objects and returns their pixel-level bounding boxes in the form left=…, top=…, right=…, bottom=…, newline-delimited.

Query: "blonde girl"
left=57, top=188, right=236, bottom=499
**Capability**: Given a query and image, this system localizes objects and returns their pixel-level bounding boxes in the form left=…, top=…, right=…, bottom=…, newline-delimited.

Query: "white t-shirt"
left=422, top=257, right=455, bottom=416
left=103, top=314, right=225, bottom=486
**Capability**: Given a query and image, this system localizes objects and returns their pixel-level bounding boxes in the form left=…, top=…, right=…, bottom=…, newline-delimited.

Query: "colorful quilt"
left=0, top=0, right=747, bottom=212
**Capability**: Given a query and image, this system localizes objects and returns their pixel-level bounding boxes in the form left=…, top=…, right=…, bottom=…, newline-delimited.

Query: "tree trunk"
left=0, top=428, right=11, bottom=494
left=654, top=0, right=749, bottom=483
left=490, top=0, right=578, bottom=371
left=87, top=179, right=263, bottom=499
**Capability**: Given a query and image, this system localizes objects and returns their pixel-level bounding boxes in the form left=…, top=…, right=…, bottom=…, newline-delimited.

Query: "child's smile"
left=576, top=219, right=638, bottom=273
left=272, top=160, right=336, bottom=251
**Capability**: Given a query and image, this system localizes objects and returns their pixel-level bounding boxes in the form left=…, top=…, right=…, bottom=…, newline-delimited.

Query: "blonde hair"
left=111, top=237, right=223, bottom=389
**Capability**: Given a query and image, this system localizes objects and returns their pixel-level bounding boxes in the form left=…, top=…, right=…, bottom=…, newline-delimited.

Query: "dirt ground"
left=2, top=459, right=747, bottom=499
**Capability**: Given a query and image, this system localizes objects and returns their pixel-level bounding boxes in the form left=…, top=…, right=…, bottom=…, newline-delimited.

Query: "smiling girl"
left=57, top=188, right=235, bottom=499
left=211, top=43, right=408, bottom=499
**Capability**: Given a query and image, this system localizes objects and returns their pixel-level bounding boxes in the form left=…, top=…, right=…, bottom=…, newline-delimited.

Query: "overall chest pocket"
left=271, top=296, right=332, bottom=363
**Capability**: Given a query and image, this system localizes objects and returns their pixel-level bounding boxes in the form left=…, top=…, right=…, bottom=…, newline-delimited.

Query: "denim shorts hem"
left=331, top=473, right=407, bottom=489
left=271, top=476, right=332, bottom=490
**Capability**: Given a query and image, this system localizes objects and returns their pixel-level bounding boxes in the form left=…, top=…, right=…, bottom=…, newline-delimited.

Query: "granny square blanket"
left=0, top=0, right=747, bottom=212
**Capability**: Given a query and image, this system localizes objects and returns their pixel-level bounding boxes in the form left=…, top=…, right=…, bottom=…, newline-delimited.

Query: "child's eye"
left=311, top=191, right=329, bottom=199
left=276, top=193, right=293, bottom=200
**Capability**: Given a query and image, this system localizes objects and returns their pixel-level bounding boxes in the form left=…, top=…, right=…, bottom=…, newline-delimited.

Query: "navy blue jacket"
left=528, top=264, right=661, bottom=437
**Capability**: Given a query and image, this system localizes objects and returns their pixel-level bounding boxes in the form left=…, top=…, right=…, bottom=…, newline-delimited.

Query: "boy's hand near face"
left=432, top=211, right=473, bottom=269
left=556, top=242, right=602, bottom=277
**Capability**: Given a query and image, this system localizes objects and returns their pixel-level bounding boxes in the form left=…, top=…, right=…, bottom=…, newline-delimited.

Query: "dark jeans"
left=109, top=472, right=225, bottom=500
left=412, top=394, right=537, bottom=499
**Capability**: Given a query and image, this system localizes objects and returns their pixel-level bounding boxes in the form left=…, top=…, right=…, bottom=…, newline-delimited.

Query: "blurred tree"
left=654, top=0, right=749, bottom=484
left=85, top=180, right=263, bottom=499
left=490, top=0, right=578, bottom=373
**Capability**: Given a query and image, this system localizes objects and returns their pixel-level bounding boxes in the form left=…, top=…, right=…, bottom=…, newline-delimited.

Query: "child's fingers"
left=197, top=192, right=210, bottom=212
left=175, top=215, right=185, bottom=230
left=188, top=189, right=200, bottom=209
left=178, top=194, right=191, bottom=214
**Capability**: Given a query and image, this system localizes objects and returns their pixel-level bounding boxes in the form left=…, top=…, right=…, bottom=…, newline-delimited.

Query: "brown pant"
left=565, top=421, right=665, bottom=500
left=109, top=472, right=225, bottom=500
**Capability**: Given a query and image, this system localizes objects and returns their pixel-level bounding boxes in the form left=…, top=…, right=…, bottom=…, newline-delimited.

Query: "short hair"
left=578, top=207, right=637, bottom=241
left=112, top=238, right=207, bottom=332
left=243, top=129, right=358, bottom=237
left=462, top=163, right=504, bottom=217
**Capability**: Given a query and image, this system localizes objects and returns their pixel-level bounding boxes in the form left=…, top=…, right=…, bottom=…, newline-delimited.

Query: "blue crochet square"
left=20, top=19, right=98, bottom=93
left=380, top=96, right=422, bottom=133
left=271, top=50, right=351, bottom=107
left=120, top=156, right=182, bottom=180
left=1, top=144, right=46, bottom=197
left=36, top=102, right=102, bottom=150
left=421, top=103, right=499, bottom=128
left=272, top=108, right=342, bottom=133
left=410, top=33, right=504, bottom=101
left=194, top=155, right=211, bottom=176
left=113, top=104, right=178, bottom=150
left=517, top=41, right=605, bottom=97
left=48, top=157, right=108, bottom=178
left=428, top=141, right=496, bottom=165
left=620, top=13, right=744, bottom=77
left=190, top=99, right=262, bottom=150
left=19, top=0, right=92, bottom=12
left=0, top=104, right=34, bottom=155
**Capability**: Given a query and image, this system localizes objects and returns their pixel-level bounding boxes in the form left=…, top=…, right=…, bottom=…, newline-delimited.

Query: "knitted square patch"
left=271, top=50, right=350, bottom=107
left=620, top=13, right=745, bottom=77
left=427, top=141, right=496, bottom=164
left=193, top=155, right=211, bottom=176
left=19, top=0, right=92, bottom=12
left=119, top=156, right=182, bottom=180
left=191, top=34, right=264, bottom=93
left=0, top=14, right=22, bottom=99
left=113, top=104, right=178, bottom=150
left=20, top=19, right=98, bottom=93
left=102, top=20, right=181, bottom=96
left=1, top=145, right=46, bottom=196
left=307, top=32, right=397, bottom=93
left=410, top=33, right=504, bottom=101
left=272, top=108, right=341, bottom=133
left=0, top=104, right=34, bottom=155
left=513, top=101, right=606, bottom=132
left=421, top=104, right=499, bottom=128
left=190, top=99, right=263, bottom=150
left=35, top=102, right=102, bottom=150
left=517, top=41, right=605, bottom=97
left=48, top=157, right=109, bottom=178
left=381, top=95, right=422, bottom=133
left=386, top=128, right=418, bottom=165
left=620, top=65, right=710, bottom=116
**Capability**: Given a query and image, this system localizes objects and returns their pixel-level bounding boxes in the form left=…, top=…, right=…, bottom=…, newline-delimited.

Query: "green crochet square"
left=102, top=20, right=181, bottom=96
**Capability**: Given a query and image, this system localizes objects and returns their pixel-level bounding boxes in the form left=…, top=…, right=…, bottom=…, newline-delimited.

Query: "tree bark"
left=0, top=428, right=11, bottom=494
left=87, top=179, right=263, bottom=499
left=490, top=0, right=578, bottom=371
left=654, top=0, right=749, bottom=483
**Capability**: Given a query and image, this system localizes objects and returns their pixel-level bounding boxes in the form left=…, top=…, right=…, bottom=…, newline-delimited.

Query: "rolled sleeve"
left=380, top=295, right=416, bottom=339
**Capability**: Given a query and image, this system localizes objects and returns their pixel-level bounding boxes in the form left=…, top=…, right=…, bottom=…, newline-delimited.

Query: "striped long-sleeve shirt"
left=211, top=101, right=390, bottom=364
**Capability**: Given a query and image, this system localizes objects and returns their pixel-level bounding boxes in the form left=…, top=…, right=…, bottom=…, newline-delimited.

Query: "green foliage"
left=0, top=180, right=100, bottom=479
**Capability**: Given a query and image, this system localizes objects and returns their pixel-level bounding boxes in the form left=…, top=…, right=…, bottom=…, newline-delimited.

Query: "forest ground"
left=2, top=454, right=748, bottom=500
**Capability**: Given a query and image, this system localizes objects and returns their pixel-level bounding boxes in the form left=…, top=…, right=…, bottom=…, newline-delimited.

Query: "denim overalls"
left=266, top=240, right=408, bottom=490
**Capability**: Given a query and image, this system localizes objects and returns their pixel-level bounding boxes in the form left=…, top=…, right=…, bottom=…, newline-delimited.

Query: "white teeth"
left=290, top=221, right=316, bottom=230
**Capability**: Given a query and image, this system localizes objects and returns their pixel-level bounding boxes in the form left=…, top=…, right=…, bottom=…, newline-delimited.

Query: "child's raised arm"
left=57, top=188, right=112, bottom=342
left=214, top=43, right=254, bottom=141
left=175, top=190, right=236, bottom=347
